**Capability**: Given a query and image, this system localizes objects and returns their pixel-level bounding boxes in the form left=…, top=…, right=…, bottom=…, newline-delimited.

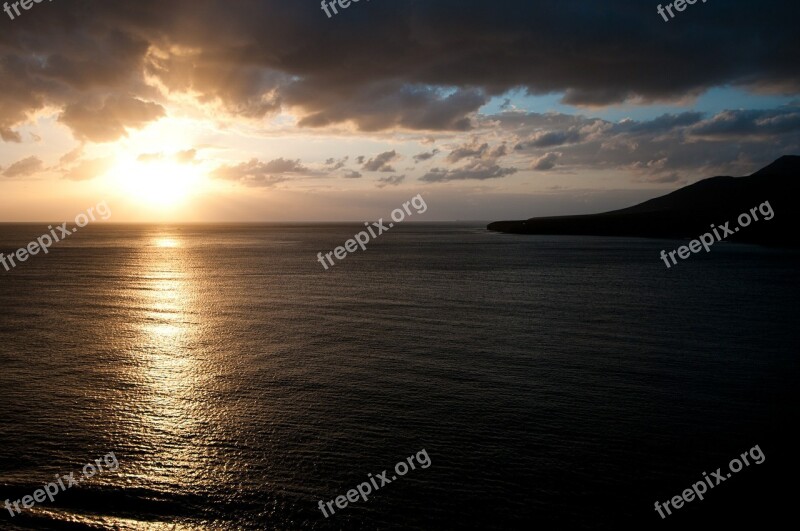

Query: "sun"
left=109, top=156, right=204, bottom=208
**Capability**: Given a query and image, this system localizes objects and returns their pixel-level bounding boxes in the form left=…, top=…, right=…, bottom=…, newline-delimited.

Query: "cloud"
left=363, top=150, right=399, bottom=172
left=689, top=108, right=800, bottom=139
left=260, top=158, right=307, bottom=173
left=447, top=142, right=489, bottom=163
left=0, top=0, right=799, bottom=143
left=636, top=172, right=685, bottom=184
left=145, top=49, right=287, bottom=119
left=175, top=149, right=197, bottom=164
left=62, top=157, right=114, bottom=181
left=138, top=149, right=197, bottom=163
left=137, top=152, right=163, bottom=162
left=59, top=147, right=84, bottom=165
left=377, top=174, right=406, bottom=188
left=489, top=106, right=800, bottom=181
left=292, top=84, right=487, bottom=131
left=0, top=0, right=797, bottom=192
left=416, top=137, right=516, bottom=183
left=343, top=170, right=362, bottom=178
left=446, top=141, right=508, bottom=163
left=59, top=95, right=166, bottom=143
left=516, top=129, right=583, bottom=149
left=420, top=161, right=517, bottom=182
left=623, top=112, right=705, bottom=134
left=487, top=143, right=509, bottom=159
left=531, top=152, right=561, bottom=171
left=413, top=149, right=440, bottom=163
left=2, top=156, right=43, bottom=178
left=325, top=156, right=349, bottom=170
left=211, top=157, right=308, bottom=187
left=1, top=128, right=22, bottom=143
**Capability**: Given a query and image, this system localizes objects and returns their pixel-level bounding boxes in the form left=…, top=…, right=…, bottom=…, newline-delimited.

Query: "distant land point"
left=488, top=156, right=800, bottom=247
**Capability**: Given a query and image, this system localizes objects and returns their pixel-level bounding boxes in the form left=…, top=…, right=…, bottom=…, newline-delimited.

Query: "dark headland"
left=487, top=156, right=800, bottom=247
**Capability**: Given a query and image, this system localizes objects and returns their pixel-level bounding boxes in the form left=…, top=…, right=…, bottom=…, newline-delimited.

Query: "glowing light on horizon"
left=109, top=156, right=204, bottom=208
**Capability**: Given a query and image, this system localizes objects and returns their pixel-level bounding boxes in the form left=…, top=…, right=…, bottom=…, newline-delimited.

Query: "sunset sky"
left=1, top=0, right=798, bottom=222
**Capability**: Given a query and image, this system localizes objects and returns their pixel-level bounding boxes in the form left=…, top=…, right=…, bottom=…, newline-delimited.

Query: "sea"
left=1, top=223, right=798, bottom=530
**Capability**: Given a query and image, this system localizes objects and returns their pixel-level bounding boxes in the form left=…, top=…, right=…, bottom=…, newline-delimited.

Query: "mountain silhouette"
left=487, top=156, right=800, bottom=247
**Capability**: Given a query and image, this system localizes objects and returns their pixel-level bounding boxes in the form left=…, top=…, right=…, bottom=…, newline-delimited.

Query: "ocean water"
left=0, top=223, right=798, bottom=530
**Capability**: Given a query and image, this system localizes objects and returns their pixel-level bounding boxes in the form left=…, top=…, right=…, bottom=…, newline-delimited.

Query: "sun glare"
left=155, top=238, right=180, bottom=248
left=110, top=156, right=204, bottom=208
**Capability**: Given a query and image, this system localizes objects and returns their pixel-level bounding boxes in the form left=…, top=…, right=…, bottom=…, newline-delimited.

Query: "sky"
left=0, top=0, right=798, bottom=222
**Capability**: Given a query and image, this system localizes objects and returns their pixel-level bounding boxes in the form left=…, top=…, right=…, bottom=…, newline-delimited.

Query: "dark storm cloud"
left=1, top=0, right=798, bottom=141
left=290, top=83, right=487, bottom=131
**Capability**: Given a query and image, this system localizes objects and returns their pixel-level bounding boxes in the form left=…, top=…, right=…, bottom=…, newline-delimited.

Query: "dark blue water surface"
left=1, top=223, right=798, bottom=530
